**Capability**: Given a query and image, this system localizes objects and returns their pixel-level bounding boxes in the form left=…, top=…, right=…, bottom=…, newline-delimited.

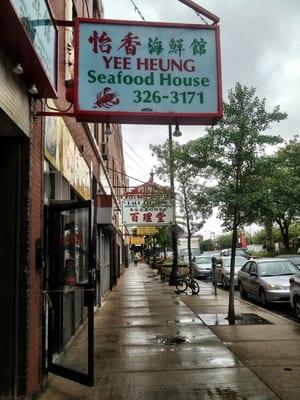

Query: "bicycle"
left=176, top=273, right=200, bottom=294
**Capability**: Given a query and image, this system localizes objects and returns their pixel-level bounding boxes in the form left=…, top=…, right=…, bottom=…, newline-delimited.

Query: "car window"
left=194, top=257, right=211, bottom=264
left=242, top=261, right=251, bottom=273
left=249, top=263, right=257, bottom=274
left=236, top=249, right=246, bottom=256
left=289, top=258, right=300, bottom=267
left=222, top=257, right=245, bottom=268
left=258, top=260, right=299, bottom=276
left=221, top=250, right=230, bottom=256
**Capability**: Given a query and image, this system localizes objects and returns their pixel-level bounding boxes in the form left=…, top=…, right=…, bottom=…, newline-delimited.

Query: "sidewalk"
left=41, top=264, right=300, bottom=400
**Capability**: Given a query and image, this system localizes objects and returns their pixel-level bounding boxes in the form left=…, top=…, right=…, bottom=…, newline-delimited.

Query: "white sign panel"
left=122, top=197, right=173, bottom=226
left=75, top=18, right=222, bottom=124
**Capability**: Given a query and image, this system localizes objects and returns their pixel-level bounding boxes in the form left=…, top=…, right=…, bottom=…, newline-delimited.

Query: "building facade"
left=0, top=0, right=127, bottom=398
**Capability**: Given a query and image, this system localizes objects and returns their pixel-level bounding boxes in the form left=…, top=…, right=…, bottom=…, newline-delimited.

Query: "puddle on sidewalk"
left=198, top=313, right=273, bottom=326
left=155, top=335, right=191, bottom=345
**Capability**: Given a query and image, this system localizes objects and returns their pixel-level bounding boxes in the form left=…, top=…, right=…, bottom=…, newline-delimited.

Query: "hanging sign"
left=129, top=236, right=145, bottom=245
left=1, top=0, right=57, bottom=97
left=136, top=226, right=159, bottom=235
left=74, top=18, right=222, bottom=125
left=121, top=196, right=173, bottom=226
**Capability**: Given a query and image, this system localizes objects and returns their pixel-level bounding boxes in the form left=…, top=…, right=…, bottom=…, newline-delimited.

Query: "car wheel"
left=259, top=288, right=268, bottom=307
left=294, top=298, right=300, bottom=320
left=222, top=275, right=228, bottom=289
left=239, top=281, right=247, bottom=299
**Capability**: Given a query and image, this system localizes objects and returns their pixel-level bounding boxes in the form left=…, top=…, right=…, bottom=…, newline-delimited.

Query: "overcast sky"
left=102, top=0, right=300, bottom=237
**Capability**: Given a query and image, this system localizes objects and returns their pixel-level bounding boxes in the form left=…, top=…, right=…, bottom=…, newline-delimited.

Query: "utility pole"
left=168, top=125, right=180, bottom=285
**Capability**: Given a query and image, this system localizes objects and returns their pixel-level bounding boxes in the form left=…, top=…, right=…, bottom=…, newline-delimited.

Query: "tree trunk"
left=228, top=208, right=238, bottom=325
left=277, top=219, right=290, bottom=253
left=264, top=218, right=275, bottom=255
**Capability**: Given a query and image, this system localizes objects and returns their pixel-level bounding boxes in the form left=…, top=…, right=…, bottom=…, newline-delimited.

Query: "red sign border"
left=74, top=18, right=222, bottom=125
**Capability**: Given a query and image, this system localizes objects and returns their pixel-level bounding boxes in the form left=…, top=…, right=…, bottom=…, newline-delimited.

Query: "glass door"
left=47, top=200, right=94, bottom=386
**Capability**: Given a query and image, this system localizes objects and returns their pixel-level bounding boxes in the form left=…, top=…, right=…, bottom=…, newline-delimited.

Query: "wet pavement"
left=40, top=264, right=300, bottom=399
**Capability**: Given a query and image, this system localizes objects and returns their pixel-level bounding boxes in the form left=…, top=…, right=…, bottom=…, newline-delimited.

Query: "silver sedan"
left=214, top=256, right=247, bottom=288
left=191, top=256, right=212, bottom=278
left=238, top=258, right=299, bottom=306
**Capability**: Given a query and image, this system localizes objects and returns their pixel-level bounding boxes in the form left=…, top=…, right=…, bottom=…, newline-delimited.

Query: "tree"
left=250, top=229, right=266, bottom=245
left=218, top=233, right=233, bottom=249
left=148, top=228, right=172, bottom=259
left=183, top=83, right=286, bottom=323
left=202, top=239, right=215, bottom=252
left=272, top=137, right=300, bottom=251
left=150, top=140, right=212, bottom=271
left=251, top=224, right=300, bottom=253
left=255, top=138, right=300, bottom=253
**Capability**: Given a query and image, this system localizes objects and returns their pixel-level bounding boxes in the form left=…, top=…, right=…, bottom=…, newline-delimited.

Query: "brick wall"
left=23, top=0, right=127, bottom=394
left=26, top=101, right=43, bottom=394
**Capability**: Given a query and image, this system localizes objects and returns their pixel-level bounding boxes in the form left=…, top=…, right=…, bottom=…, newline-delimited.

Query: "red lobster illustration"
left=94, top=87, right=120, bottom=109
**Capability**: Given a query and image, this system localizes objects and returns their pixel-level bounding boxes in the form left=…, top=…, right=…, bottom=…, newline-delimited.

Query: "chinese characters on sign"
left=121, top=196, right=173, bottom=226
left=75, top=19, right=222, bottom=124
left=88, top=31, right=204, bottom=57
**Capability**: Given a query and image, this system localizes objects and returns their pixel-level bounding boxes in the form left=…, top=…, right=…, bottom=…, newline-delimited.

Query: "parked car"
left=191, top=255, right=213, bottom=278
left=275, top=254, right=300, bottom=268
left=238, top=258, right=299, bottom=306
left=290, top=274, right=300, bottom=319
left=180, top=249, right=201, bottom=261
left=220, top=248, right=250, bottom=258
left=214, top=256, right=247, bottom=288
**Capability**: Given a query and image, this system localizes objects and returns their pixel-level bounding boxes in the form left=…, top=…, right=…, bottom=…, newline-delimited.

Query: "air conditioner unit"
left=101, top=143, right=109, bottom=160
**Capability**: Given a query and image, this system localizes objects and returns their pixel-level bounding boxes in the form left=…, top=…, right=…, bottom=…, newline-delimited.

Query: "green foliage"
left=250, top=224, right=300, bottom=245
left=217, top=233, right=233, bottom=249
left=201, top=239, right=215, bottom=252
left=153, top=228, right=172, bottom=249
left=289, top=224, right=300, bottom=240
left=183, top=83, right=286, bottom=229
left=254, top=136, right=300, bottom=251
left=150, top=139, right=213, bottom=260
left=250, top=229, right=266, bottom=244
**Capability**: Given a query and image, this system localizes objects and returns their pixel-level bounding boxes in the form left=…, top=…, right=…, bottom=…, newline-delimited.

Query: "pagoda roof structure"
left=125, top=172, right=170, bottom=197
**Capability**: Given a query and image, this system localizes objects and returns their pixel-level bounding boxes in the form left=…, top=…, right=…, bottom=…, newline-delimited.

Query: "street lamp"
left=104, top=122, right=112, bottom=135
left=173, top=123, right=182, bottom=137
left=168, top=124, right=181, bottom=285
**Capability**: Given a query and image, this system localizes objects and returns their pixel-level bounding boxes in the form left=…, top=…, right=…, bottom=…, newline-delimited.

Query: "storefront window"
left=63, top=208, right=89, bottom=285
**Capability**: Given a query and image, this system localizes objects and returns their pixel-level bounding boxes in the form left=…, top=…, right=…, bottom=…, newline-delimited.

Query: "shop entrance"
left=46, top=200, right=94, bottom=386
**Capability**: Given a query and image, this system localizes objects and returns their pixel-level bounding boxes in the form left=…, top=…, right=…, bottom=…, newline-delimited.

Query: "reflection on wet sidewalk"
left=41, top=264, right=280, bottom=400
